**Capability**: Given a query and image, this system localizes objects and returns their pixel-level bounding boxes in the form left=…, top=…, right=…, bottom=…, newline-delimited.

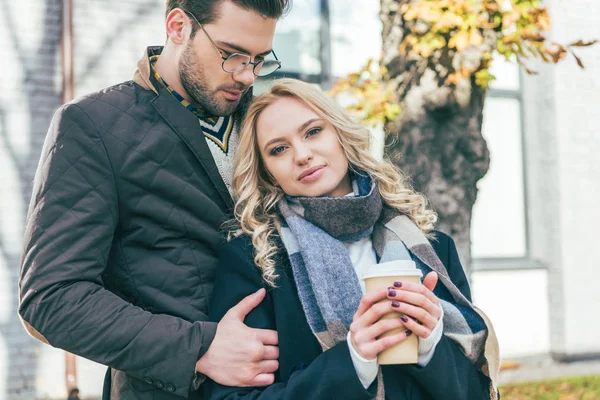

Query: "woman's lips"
left=298, top=165, right=325, bottom=183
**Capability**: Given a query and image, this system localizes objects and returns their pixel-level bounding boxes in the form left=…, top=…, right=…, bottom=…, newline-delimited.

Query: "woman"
left=205, top=79, right=499, bottom=400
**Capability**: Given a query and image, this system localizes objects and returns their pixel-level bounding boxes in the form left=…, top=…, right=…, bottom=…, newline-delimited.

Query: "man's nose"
left=232, top=65, right=256, bottom=87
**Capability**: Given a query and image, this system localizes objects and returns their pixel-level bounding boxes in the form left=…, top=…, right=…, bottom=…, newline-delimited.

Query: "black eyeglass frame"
left=183, top=10, right=282, bottom=77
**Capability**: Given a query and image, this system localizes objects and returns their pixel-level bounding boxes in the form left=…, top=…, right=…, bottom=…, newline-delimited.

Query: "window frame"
left=472, top=69, right=542, bottom=271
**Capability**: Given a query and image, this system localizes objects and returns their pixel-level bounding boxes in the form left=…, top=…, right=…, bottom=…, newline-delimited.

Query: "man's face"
left=179, top=2, right=277, bottom=116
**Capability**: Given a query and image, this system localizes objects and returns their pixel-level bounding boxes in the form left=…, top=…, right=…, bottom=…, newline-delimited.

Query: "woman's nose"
left=294, top=145, right=313, bottom=165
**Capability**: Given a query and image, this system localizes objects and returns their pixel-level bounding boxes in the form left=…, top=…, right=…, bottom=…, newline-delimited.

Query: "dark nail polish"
left=391, top=301, right=400, bottom=308
left=394, top=281, right=403, bottom=288
left=388, top=290, right=396, bottom=297
left=400, top=315, right=408, bottom=323
left=388, top=286, right=394, bottom=290
left=406, top=330, right=413, bottom=337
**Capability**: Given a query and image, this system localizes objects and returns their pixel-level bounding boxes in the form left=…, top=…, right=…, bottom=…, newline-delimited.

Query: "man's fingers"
left=254, top=328, right=279, bottom=345
left=225, top=288, right=266, bottom=321
left=250, top=373, right=275, bottom=387
left=262, top=345, right=279, bottom=360
left=258, top=359, right=279, bottom=374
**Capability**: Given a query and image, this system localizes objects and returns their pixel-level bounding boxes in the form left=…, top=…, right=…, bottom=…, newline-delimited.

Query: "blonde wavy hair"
left=233, top=78, right=437, bottom=286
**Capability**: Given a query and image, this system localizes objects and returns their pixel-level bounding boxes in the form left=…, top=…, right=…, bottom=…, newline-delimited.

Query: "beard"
left=179, top=42, right=248, bottom=117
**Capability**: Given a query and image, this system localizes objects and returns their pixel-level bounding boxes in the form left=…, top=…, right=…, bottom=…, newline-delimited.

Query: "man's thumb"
left=225, top=288, right=266, bottom=321
left=423, top=272, right=438, bottom=292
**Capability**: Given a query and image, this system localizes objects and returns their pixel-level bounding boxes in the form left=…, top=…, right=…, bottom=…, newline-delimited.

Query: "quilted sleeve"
left=18, top=103, right=212, bottom=398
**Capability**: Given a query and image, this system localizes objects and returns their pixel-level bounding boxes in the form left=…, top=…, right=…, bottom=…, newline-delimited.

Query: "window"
left=471, top=56, right=530, bottom=266
left=265, top=0, right=381, bottom=86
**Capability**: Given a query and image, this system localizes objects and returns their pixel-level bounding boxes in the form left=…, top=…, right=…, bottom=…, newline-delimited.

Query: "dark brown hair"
left=166, top=0, right=291, bottom=36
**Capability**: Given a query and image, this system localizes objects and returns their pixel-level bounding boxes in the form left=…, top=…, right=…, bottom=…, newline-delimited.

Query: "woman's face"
left=256, top=96, right=352, bottom=198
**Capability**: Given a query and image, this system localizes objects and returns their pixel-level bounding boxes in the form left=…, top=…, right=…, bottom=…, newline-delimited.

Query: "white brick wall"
left=520, top=0, right=600, bottom=358
left=550, top=0, right=600, bottom=356
left=1, top=0, right=165, bottom=398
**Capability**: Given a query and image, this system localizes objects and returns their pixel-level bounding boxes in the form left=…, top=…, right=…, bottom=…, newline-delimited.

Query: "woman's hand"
left=349, top=287, right=414, bottom=360
left=349, top=272, right=441, bottom=360
left=386, top=272, right=442, bottom=340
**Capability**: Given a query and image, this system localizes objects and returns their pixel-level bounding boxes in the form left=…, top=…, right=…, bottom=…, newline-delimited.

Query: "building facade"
left=1, top=0, right=599, bottom=398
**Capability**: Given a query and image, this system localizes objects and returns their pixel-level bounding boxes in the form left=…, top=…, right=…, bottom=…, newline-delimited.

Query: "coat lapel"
left=149, top=75, right=235, bottom=211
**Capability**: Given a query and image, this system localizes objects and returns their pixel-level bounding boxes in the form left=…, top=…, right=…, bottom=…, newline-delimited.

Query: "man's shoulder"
left=64, top=80, right=156, bottom=125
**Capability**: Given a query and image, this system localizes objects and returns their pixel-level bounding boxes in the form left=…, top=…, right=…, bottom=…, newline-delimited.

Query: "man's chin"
left=215, top=98, right=242, bottom=116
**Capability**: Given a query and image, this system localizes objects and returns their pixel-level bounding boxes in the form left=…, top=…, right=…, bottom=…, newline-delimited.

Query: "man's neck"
left=153, top=49, right=194, bottom=105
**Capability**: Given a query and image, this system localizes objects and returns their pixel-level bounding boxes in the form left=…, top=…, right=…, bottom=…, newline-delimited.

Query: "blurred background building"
left=1, top=0, right=598, bottom=398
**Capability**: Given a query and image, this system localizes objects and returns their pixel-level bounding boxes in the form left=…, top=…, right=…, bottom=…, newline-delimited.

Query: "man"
left=18, top=1, right=290, bottom=399
left=67, top=388, right=81, bottom=400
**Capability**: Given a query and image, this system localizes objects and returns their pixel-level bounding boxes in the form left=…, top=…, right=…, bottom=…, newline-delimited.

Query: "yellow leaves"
left=475, top=69, right=496, bottom=88
left=533, top=6, right=551, bottom=31
left=449, top=31, right=470, bottom=51
left=329, top=60, right=401, bottom=127
left=469, top=29, right=484, bottom=46
left=502, top=9, right=521, bottom=29
left=434, top=13, right=464, bottom=31
left=363, top=0, right=595, bottom=93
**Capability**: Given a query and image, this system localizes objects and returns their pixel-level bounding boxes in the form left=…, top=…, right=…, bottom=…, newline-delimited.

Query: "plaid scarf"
left=276, top=173, right=499, bottom=399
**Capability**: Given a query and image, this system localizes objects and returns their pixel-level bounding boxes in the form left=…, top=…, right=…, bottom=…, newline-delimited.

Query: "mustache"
left=219, top=84, right=249, bottom=92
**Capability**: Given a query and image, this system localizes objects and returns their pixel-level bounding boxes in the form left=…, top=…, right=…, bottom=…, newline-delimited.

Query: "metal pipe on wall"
left=60, top=0, right=77, bottom=393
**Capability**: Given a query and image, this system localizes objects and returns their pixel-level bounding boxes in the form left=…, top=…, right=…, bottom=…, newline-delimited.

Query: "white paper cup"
left=361, top=260, right=422, bottom=365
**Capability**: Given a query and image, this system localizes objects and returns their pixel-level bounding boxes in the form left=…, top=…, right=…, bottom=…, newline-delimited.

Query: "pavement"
left=499, top=354, right=600, bottom=385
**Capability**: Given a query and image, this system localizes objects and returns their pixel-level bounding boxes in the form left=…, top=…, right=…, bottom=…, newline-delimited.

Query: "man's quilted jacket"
left=18, top=47, right=250, bottom=399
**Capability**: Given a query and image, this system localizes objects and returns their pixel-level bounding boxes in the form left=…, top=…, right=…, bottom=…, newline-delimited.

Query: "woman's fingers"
left=399, top=315, right=434, bottom=338
left=390, top=299, right=439, bottom=330
left=387, top=287, right=441, bottom=322
left=357, top=329, right=414, bottom=360
left=422, top=272, right=438, bottom=292
left=351, top=299, right=398, bottom=332
left=353, top=287, right=389, bottom=321
left=352, top=314, right=405, bottom=344
left=389, top=280, right=440, bottom=308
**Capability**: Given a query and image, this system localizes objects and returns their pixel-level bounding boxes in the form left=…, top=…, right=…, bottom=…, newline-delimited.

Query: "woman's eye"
left=270, top=146, right=286, bottom=156
left=306, top=127, right=322, bottom=137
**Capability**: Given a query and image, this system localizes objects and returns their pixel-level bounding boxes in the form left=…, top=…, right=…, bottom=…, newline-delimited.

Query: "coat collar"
left=132, top=46, right=253, bottom=211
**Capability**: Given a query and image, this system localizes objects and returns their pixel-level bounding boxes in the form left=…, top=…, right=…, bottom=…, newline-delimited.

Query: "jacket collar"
left=132, top=46, right=256, bottom=212
left=132, top=46, right=253, bottom=125
left=132, top=46, right=161, bottom=94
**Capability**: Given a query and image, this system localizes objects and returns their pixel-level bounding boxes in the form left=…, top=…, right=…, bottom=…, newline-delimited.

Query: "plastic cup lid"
left=361, top=260, right=423, bottom=279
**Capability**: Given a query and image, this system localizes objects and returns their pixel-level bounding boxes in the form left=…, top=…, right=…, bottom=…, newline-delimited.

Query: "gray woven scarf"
left=276, top=174, right=499, bottom=399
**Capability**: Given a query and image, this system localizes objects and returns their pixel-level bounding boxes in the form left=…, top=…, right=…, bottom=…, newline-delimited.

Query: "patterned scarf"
left=276, top=173, right=499, bottom=399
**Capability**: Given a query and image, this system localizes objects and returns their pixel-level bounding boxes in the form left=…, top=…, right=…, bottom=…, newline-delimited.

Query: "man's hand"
left=196, top=288, right=279, bottom=386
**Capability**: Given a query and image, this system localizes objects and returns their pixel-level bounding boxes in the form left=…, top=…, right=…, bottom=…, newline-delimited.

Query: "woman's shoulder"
left=427, top=230, right=457, bottom=268
left=219, top=235, right=257, bottom=275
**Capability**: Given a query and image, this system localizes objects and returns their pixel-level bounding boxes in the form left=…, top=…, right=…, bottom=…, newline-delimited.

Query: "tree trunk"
left=380, top=0, right=491, bottom=276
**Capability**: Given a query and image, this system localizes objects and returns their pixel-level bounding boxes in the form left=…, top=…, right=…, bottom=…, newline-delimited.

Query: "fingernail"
left=394, top=281, right=403, bottom=288
left=391, top=301, right=400, bottom=308
left=400, top=315, right=408, bottom=323
left=406, top=330, right=413, bottom=337
left=387, top=286, right=394, bottom=290
left=388, top=290, right=396, bottom=297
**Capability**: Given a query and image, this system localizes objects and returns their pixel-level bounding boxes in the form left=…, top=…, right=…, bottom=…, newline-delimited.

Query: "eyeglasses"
left=184, top=10, right=282, bottom=77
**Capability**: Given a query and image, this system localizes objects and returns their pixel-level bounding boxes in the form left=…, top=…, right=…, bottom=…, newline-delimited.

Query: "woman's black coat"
left=205, top=231, right=490, bottom=400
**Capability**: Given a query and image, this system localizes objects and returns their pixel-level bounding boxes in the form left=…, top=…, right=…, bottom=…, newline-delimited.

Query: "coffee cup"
left=361, top=260, right=422, bottom=364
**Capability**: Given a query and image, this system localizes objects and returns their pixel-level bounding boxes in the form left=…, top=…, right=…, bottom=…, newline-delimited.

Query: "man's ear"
left=165, top=8, right=189, bottom=45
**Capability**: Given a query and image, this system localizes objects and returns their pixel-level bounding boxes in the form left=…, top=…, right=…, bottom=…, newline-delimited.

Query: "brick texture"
left=1, top=0, right=164, bottom=398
